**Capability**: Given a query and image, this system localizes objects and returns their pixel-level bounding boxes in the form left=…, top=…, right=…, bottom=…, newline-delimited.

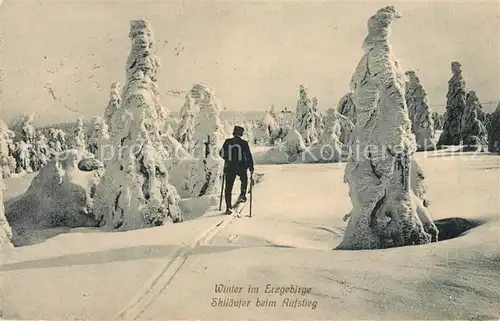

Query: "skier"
left=219, top=125, right=254, bottom=214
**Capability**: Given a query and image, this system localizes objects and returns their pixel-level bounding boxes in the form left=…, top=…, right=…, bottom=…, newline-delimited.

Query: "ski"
left=232, top=199, right=246, bottom=217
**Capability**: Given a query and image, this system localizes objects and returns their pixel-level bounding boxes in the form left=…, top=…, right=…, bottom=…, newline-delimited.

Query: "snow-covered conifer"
left=281, top=126, right=306, bottom=162
left=404, top=71, right=436, bottom=151
left=70, top=118, right=86, bottom=152
left=461, top=90, right=488, bottom=148
left=0, top=120, right=16, bottom=178
left=104, top=81, right=121, bottom=133
left=338, top=7, right=438, bottom=250
left=438, top=61, right=467, bottom=146
left=0, top=120, right=13, bottom=247
left=488, top=103, right=500, bottom=153
left=176, top=93, right=196, bottom=153
left=312, top=97, right=324, bottom=137
left=431, top=112, right=443, bottom=130
left=337, top=92, right=356, bottom=125
left=295, top=85, right=318, bottom=144
left=186, top=83, right=224, bottom=196
left=88, top=116, right=110, bottom=160
left=93, top=19, right=182, bottom=230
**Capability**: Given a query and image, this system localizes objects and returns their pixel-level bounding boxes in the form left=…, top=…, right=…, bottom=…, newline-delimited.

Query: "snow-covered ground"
left=1, top=149, right=499, bottom=320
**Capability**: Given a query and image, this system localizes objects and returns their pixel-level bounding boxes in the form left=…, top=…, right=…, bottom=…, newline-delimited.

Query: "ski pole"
left=249, top=172, right=253, bottom=217
left=219, top=171, right=225, bottom=211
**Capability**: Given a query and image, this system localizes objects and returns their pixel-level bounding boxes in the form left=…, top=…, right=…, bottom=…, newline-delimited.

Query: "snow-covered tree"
left=186, top=83, right=224, bottom=196
left=405, top=71, right=436, bottom=151
left=13, top=140, right=32, bottom=173
left=243, top=121, right=256, bottom=144
left=322, top=108, right=354, bottom=146
left=88, top=116, right=110, bottom=160
left=295, top=85, right=318, bottom=144
left=69, top=118, right=86, bottom=152
left=104, top=81, right=121, bottom=133
left=431, top=112, right=443, bottom=130
left=461, top=90, right=488, bottom=148
left=28, top=145, right=42, bottom=172
left=311, top=97, right=324, bottom=137
left=9, top=112, right=36, bottom=144
left=488, top=103, right=500, bottom=153
left=303, top=108, right=343, bottom=163
left=176, top=93, right=196, bottom=153
left=324, top=108, right=351, bottom=147
left=254, top=111, right=281, bottom=145
left=337, top=6, right=438, bottom=250
left=47, top=128, right=66, bottom=155
left=220, top=120, right=233, bottom=140
left=484, top=113, right=492, bottom=133
left=269, top=105, right=277, bottom=119
left=33, top=133, right=49, bottom=170
left=0, top=120, right=16, bottom=178
left=337, top=92, right=356, bottom=125
left=0, top=120, right=13, bottom=247
left=281, top=126, right=306, bottom=162
left=22, top=113, right=36, bottom=144
left=35, top=133, right=49, bottom=156
left=438, top=61, right=467, bottom=146
left=93, top=19, right=182, bottom=230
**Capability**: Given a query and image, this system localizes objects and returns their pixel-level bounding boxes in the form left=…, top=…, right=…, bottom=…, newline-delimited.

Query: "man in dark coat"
left=219, top=125, right=254, bottom=214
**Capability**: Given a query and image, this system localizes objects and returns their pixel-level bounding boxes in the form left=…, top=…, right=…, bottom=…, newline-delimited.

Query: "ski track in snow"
left=114, top=182, right=257, bottom=320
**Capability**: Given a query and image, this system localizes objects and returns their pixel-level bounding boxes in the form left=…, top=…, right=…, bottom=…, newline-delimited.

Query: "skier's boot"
left=225, top=208, right=233, bottom=215
left=237, top=194, right=247, bottom=203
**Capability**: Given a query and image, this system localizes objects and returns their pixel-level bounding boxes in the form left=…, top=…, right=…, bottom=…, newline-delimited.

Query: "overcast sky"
left=1, top=0, right=499, bottom=126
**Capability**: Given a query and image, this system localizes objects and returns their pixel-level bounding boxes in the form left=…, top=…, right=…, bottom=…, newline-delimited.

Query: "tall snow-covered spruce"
left=438, top=61, right=467, bottom=146
left=404, top=71, right=436, bottom=151
left=186, top=83, right=224, bottom=196
left=93, top=20, right=182, bottom=230
left=337, top=6, right=438, bottom=250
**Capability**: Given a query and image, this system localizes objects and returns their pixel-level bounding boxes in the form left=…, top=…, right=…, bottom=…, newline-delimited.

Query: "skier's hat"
left=233, top=125, right=245, bottom=136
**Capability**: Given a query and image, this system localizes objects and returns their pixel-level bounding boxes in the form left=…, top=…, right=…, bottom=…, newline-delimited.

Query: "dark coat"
left=219, top=136, right=254, bottom=171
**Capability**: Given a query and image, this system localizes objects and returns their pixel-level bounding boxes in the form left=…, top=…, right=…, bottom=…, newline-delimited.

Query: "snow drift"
left=5, top=150, right=102, bottom=246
